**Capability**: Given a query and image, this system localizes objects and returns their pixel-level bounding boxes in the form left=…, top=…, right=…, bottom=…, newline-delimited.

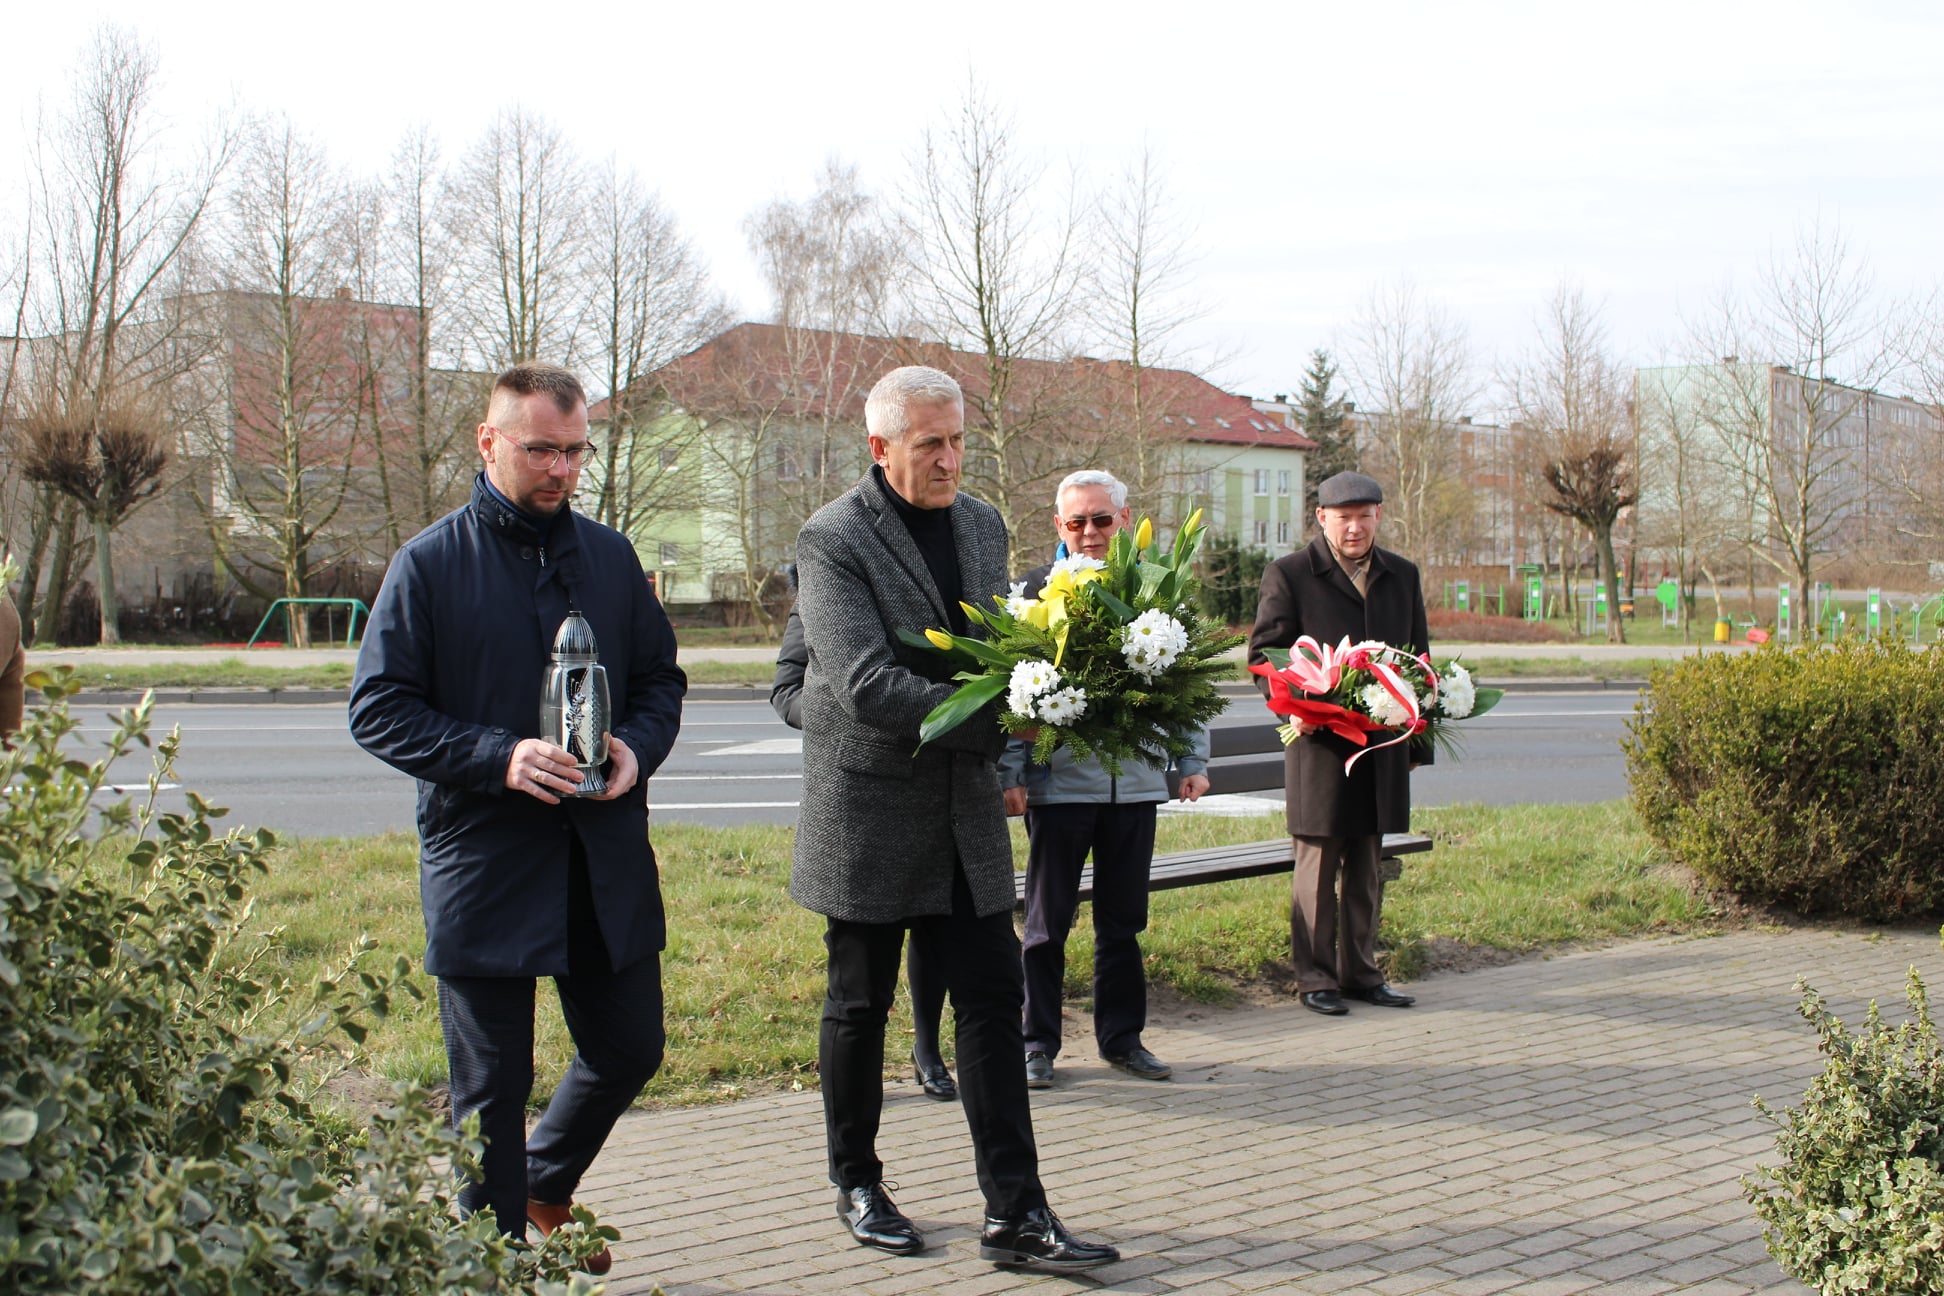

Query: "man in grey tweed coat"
left=790, top=365, right=1118, bottom=1273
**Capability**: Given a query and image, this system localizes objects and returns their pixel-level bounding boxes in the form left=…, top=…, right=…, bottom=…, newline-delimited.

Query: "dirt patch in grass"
left=1429, top=609, right=1576, bottom=643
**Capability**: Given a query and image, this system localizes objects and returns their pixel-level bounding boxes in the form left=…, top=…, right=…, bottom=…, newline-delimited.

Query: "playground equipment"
left=1580, top=584, right=1611, bottom=636
left=1519, top=565, right=1544, bottom=621
left=1655, top=578, right=1679, bottom=628
left=245, top=598, right=372, bottom=648
left=1912, top=595, right=1944, bottom=645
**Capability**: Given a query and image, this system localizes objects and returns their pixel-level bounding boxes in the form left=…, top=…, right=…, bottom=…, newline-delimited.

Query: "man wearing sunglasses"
left=999, top=470, right=1211, bottom=1091
left=351, top=362, right=686, bottom=1274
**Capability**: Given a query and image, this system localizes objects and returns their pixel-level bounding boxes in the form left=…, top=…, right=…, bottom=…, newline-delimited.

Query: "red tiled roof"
left=607, top=322, right=1316, bottom=452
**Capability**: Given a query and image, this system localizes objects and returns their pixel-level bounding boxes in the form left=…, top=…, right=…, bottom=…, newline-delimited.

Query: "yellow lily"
left=924, top=628, right=954, bottom=650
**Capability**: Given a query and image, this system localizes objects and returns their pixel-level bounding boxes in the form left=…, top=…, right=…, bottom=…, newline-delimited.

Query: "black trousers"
left=820, top=865, right=1045, bottom=1218
left=1020, top=801, right=1158, bottom=1058
left=906, top=933, right=949, bottom=1070
left=435, top=838, right=664, bottom=1237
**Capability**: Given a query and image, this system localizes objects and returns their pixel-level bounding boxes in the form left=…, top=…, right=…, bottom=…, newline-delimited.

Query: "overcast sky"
left=5, top=0, right=1941, bottom=407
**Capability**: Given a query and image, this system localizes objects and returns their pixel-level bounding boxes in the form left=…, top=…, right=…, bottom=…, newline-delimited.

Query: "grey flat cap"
left=1316, top=471, right=1384, bottom=507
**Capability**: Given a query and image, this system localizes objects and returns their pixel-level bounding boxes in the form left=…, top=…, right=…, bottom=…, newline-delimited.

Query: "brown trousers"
left=1290, top=835, right=1384, bottom=993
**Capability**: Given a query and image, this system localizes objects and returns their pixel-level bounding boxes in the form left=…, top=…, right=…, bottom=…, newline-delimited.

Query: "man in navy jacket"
left=350, top=362, right=685, bottom=1273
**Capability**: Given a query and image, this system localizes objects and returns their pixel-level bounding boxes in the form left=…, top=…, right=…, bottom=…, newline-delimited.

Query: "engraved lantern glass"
left=539, top=610, right=611, bottom=797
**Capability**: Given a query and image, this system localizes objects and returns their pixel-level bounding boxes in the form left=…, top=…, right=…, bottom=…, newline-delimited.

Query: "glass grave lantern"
left=539, top=610, right=611, bottom=797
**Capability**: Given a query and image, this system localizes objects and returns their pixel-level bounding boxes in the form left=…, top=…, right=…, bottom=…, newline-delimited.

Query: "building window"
left=1277, top=469, right=1291, bottom=495
left=1277, top=520, right=1290, bottom=544
left=1253, top=468, right=1270, bottom=495
left=776, top=446, right=797, bottom=480
left=659, top=543, right=680, bottom=566
left=1254, top=520, right=1269, bottom=545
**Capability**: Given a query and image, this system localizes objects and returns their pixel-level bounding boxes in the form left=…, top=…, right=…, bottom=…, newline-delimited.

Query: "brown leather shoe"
left=527, top=1198, right=613, bottom=1276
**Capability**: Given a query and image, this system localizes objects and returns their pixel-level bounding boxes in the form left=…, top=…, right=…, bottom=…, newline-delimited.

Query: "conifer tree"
left=1298, top=348, right=1358, bottom=519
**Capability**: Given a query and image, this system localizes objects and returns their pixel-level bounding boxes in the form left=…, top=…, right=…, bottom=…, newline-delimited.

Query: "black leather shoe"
left=980, top=1206, right=1119, bottom=1271
left=1025, top=1051, right=1054, bottom=1089
left=914, top=1057, right=958, bottom=1101
left=1101, top=1044, right=1172, bottom=1080
left=1346, top=983, right=1416, bottom=1007
left=837, top=1184, right=923, bottom=1255
left=1301, top=989, right=1349, bottom=1016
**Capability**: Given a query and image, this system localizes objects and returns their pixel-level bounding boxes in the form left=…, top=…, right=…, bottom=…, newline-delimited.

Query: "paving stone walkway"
left=582, top=927, right=1942, bottom=1294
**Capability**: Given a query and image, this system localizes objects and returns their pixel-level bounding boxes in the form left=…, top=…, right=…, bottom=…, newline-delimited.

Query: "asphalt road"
left=62, top=689, right=1641, bottom=839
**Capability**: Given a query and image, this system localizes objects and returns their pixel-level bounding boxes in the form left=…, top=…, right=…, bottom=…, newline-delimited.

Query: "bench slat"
left=1012, top=832, right=1433, bottom=907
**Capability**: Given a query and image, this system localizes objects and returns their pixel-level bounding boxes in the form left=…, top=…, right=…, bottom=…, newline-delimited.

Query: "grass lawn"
left=1439, top=655, right=1668, bottom=680
left=56, top=660, right=356, bottom=691
left=255, top=798, right=1715, bottom=1111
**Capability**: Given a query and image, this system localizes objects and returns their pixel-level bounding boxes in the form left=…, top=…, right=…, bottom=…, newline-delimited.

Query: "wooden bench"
left=1012, top=715, right=1435, bottom=907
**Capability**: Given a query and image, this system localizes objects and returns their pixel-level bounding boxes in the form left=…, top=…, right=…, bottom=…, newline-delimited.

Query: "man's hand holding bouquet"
left=902, top=510, right=1240, bottom=774
left=1249, top=635, right=1504, bottom=773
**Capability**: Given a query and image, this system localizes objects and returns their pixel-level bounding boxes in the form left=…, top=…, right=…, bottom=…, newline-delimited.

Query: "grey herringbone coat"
left=788, top=476, right=1013, bottom=923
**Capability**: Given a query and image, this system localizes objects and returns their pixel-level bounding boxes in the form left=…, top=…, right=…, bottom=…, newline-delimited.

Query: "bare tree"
left=12, top=25, right=230, bottom=642
left=450, top=107, right=585, bottom=368
left=1634, top=362, right=1744, bottom=631
left=901, top=83, right=1088, bottom=561
left=378, top=127, right=476, bottom=542
left=1876, top=286, right=1944, bottom=554
left=582, top=156, right=727, bottom=536
left=17, top=390, right=169, bottom=642
left=743, top=160, right=898, bottom=569
left=1506, top=285, right=1636, bottom=641
left=1085, top=145, right=1215, bottom=512
left=1341, top=279, right=1480, bottom=560
left=201, top=116, right=368, bottom=647
left=1684, top=221, right=1890, bottom=608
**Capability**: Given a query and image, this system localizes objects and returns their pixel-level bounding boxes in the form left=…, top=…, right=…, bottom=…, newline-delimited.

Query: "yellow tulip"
left=1184, top=507, right=1204, bottom=533
left=1134, top=518, right=1153, bottom=551
left=924, top=628, right=954, bottom=649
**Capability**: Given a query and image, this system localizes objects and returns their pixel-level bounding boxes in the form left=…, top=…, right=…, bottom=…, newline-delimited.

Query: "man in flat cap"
left=1247, top=470, right=1430, bottom=1016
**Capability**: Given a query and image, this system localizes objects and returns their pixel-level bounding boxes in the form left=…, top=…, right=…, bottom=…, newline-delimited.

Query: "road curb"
left=45, top=687, right=354, bottom=705
left=50, top=679, right=1647, bottom=706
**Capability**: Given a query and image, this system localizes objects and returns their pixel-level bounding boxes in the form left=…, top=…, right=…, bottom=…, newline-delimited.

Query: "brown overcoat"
left=1246, top=534, right=1431, bottom=837
left=0, top=595, right=23, bottom=737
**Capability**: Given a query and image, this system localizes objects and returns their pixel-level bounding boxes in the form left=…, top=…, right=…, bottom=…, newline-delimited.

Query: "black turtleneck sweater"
left=873, top=465, right=965, bottom=633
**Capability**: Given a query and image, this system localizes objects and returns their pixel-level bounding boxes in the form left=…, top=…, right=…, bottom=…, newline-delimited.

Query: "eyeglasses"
left=489, top=426, right=598, bottom=470
left=1059, top=512, right=1118, bottom=533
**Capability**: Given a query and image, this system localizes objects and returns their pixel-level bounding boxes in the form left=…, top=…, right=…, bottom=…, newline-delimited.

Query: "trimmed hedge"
left=1623, top=641, right=1944, bottom=919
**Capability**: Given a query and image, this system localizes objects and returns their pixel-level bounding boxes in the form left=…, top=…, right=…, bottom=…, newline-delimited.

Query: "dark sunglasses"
left=1059, top=513, right=1117, bottom=533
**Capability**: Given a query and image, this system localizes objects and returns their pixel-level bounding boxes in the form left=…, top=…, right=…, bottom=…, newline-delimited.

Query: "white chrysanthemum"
left=1360, top=682, right=1414, bottom=728
left=1050, top=554, right=1106, bottom=577
left=1440, top=663, right=1476, bottom=718
left=1004, top=579, right=1033, bottom=619
left=1008, top=660, right=1060, bottom=715
left=1121, top=609, right=1189, bottom=678
left=1035, top=685, right=1088, bottom=725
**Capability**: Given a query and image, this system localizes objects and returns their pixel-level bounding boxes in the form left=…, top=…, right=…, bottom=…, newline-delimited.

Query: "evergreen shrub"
left=0, top=675, right=609, bottom=1294
left=1746, top=963, right=1944, bottom=1294
left=1623, top=642, right=1944, bottom=919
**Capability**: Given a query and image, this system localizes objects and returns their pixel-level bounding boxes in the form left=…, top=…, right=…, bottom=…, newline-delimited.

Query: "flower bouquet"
left=1248, top=635, right=1504, bottom=773
left=900, top=510, right=1242, bottom=774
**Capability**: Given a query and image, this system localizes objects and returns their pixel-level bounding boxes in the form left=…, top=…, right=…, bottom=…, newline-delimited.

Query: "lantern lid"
left=552, top=610, right=600, bottom=661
